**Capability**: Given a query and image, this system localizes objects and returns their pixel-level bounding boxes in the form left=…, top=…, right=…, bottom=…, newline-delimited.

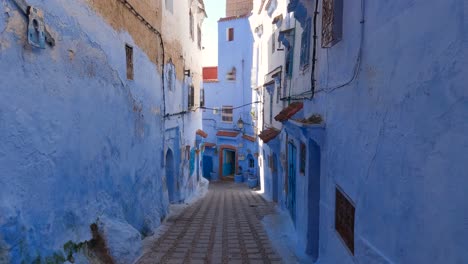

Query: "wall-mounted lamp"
left=184, top=69, right=191, bottom=77
left=237, top=117, right=244, bottom=130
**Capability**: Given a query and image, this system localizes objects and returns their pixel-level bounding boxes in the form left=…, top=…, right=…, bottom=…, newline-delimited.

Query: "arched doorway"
left=165, top=148, right=177, bottom=203
left=306, top=139, right=321, bottom=259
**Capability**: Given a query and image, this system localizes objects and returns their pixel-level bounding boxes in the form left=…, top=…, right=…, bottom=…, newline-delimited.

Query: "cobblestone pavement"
left=137, top=181, right=283, bottom=264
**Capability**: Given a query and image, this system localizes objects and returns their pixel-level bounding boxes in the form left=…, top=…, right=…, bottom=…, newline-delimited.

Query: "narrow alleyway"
left=137, top=182, right=283, bottom=264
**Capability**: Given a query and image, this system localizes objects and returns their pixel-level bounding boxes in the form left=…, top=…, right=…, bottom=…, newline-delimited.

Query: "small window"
left=188, top=85, right=195, bottom=109
left=189, top=10, right=194, bottom=40
left=125, top=44, right=133, bottom=80
left=249, top=158, right=254, bottom=168
left=335, top=187, right=355, bottom=255
left=300, top=142, right=306, bottom=174
left=165, top=0, right=173, bottom=13
left=227, top=28, right=234, bottom=41
left=285, top=45, right=294, bottom=78
left=322, top=0, right=343, bottom=47
left=167, top=62, right=175, bottom=91
left=226, top=67, right=236, bottom=81
left=222, top=106, right=233, bottom=122
left=200, top=88, right=205, bottom=107
left=197, top=26, right=202, bottom=49
left=271, top=32, right=276, bottom=54
left=275, top=74, right=282, bottom=104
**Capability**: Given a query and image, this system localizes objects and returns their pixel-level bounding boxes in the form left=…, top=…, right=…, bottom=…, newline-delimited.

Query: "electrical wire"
left=116, top=0, right=166, bottom=116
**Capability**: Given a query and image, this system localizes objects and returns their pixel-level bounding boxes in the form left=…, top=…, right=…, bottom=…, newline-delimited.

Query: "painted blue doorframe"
left=202, top=155, right=213, bottom=180
left=287, top=142, right=297, bottom=223
left=165, top=148, right=177, bottom=203
left=306, top=139, right=321, bottom=259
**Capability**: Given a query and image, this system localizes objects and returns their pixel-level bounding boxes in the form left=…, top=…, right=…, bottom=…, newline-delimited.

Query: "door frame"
left=218, top=144, right=238, bottom=179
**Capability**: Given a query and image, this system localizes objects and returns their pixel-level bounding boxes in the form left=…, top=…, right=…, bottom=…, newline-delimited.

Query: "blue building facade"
left=201, top=15, right=258, bottom=182
left=0, top=0, right=206, bottom=262
left=255, top=0, right=468, bottom=263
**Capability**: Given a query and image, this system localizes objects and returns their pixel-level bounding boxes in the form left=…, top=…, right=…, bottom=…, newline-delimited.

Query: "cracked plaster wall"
left=0, top=0, right=181, bottom=261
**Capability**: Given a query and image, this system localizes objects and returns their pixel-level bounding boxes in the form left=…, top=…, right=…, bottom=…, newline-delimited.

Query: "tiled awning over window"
left=204, top=142, right=216, bottom=148
left=258, top=128, right=281, bottom=143
left=196, top=129, right=208, bottom=138
left=275, top=102, right=303, bottom=122
left=242, top=134, right=256, bottom=142
left=216, top=130, right=239, bottom=137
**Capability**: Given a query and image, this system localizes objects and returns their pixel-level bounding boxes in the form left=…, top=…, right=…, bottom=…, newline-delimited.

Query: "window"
left=322, top=0, right=343, bottom=48
left=227, top=28, right=234, bottom=41
left=188, top=85, right=195, bottom=109
left=226, top=67, right=236, bottom=81
left=249, top=158, right=254, bottom=168
left=125, top=44, right=133, bottom=80
left=300, top=18, right=311, bottom=69
left=271, top=32, right=276, bottom=54
left=165, top=0, right=173, bottom=13
left=300, top=142, right=306, bottom=174
left=197, top=26, right=202, bottom=49
left=222, top=106, right=233, bottom=122
left=335, top=187, right=355, bottom=255
left=275, top=74, right=282, bottom=104
left=189, top=10, right=194, bottom=40
left=167, top=62, right=175, bottom=91
left=200, top=88, right=205, bottom=107
left=285, top=45, right=294, bottom=78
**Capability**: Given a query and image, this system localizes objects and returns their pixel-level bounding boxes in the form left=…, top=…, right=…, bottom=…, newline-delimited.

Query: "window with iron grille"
left=300, top=142, right=306, bottom=174
left=335, top=187, right=355, bottom=255
left=125, top=44, right=133, bottom=80
left=322, top=0, right=343, bottom=48
left=227, top=28, right=234, bottom=41
left=188, top=85, right=195, bottom=109
left=300, top=18, right=311, bottom=69
left=222, top=106, right=233, bottom=122
left=189, top=10, right=194, bottom=41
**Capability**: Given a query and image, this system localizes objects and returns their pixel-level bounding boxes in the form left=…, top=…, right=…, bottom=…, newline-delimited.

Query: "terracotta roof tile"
left=203, top=66, right=218, bottom=81
left=196, top=129, right=208, bottom=138
left=274, top=102, right=303, bottom=122
left=242, top=134, right=256, bottom=142
left=218, top=14, right=249, bottom=22
left=258, top=128, right=281, bottom=143
left=216, top=130, right=240, bottom=137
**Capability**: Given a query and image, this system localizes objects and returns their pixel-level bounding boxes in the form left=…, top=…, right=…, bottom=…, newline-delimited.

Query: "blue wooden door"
left=222, top=149, right=235, bottom=176
left=287, top=143, right=297, bottom=223
left=202, top=155, right=213, bottom=180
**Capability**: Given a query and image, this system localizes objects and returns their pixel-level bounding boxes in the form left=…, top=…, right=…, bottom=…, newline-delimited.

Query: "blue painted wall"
left=259, top=0, right=468, bottom=262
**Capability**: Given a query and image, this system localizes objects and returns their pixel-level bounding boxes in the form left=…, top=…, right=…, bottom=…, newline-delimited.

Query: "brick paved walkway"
left=137, top=181, right=283, bottom=264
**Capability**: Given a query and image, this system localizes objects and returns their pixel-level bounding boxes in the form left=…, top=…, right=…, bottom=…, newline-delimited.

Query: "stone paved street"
left=137, top=182, right=283, bottom=264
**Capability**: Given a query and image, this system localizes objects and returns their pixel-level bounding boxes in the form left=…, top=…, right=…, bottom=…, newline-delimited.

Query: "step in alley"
left=136, top=182, right=283, bottom=264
